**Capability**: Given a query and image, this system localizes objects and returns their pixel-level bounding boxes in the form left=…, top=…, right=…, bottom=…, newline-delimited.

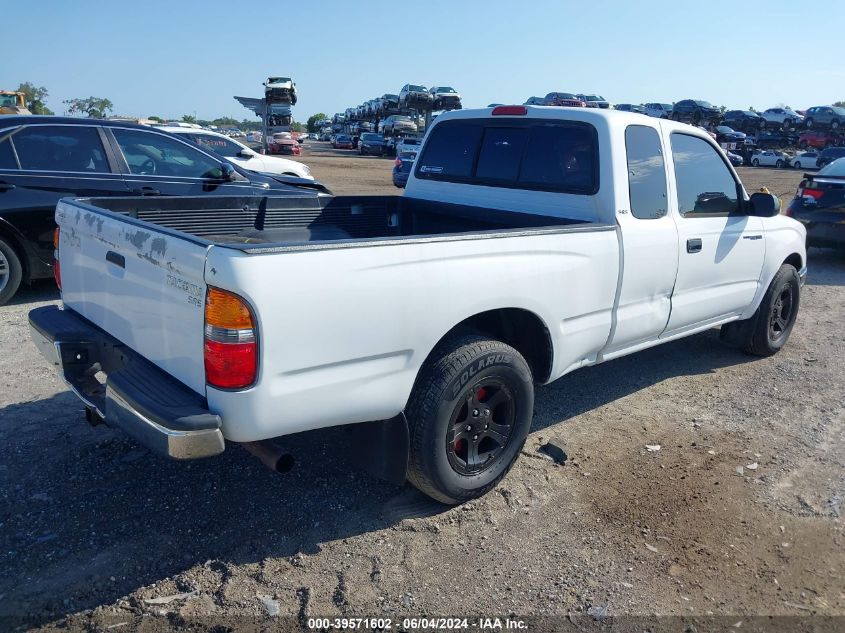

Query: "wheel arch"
left=783, top=252, right=803, bottom=271
left=417, top=307, right=554, bottom=386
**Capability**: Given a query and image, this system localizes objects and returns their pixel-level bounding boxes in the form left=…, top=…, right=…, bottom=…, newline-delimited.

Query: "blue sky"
left=3, top=0, right=842, bottom=122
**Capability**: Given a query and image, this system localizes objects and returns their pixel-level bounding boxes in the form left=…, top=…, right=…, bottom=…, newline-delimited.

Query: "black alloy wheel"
left=769, top=284, right=797, bottom=345
left=447, top=379, right=515, bottom=476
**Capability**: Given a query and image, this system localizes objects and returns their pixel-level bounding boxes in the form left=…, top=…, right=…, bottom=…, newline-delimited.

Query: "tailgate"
left=56, top=199, right=209, bottom=395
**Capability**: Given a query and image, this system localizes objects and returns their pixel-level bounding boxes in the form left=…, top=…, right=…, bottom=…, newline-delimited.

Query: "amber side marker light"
left=204, top=287, right=257, bottom=389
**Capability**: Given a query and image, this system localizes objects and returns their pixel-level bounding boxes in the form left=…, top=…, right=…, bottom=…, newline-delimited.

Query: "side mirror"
left=220, top=163, right=238, bottom=182
left=748, top=191, right=781, bottom=217
left=238, top=148, right=255, bottom=158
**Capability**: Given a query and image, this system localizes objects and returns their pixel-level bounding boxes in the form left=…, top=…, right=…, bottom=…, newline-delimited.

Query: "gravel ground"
left=1, top=148, right=843, bottom=631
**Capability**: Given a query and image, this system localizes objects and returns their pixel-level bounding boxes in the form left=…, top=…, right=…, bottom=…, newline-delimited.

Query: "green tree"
left=306, top=113, right=327, bottom=132
left=148, top=115, right=164, bottom=122
left=291, top=121, right=305, bottom=132
left=833, top=101, right=845, bottom=108
left=181, top=114, right=197, bottom=124
left=63, top=96, right=114, bottom=118
left=17, top=81, right=53, bottom=114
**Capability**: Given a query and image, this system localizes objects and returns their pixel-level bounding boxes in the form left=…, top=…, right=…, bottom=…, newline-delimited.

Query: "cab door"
left=663, top=132, right=765, bottom=336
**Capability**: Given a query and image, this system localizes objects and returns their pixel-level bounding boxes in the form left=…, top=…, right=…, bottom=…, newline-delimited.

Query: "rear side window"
left=625, top=125, right=667, bottom=219
left=0, top=137, right=17, bottom=169
left=12, top=125, right=109, bottom=172
left=417, top=120, right=598, bottom=193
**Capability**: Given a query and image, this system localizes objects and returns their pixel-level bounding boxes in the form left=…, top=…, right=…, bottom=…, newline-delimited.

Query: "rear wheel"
left=793, top=161, right=802, bottom=169
left=775, top=159, right=783, bottom=168
left=405, top=335, right=534, bottom=505
left=0, top=237, right=23, bottom=307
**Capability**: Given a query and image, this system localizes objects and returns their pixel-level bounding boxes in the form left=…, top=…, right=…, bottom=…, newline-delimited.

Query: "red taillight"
left=802, top=188, right=823, bottom=200
left=204, top=287, right=257, bottom=389
left=53, top=228, right=61, bottom=290
left=395, top=158, right=402, bottom=167
left=204, top=339, right=257, bottom=389
left=492, top=105, right=527, bottom=116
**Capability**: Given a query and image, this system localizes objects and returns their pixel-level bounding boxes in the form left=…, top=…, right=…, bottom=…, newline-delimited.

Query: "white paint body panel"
left=56, top=200, right=208, bottom=394
left=204, top=229, right=619, bottom=441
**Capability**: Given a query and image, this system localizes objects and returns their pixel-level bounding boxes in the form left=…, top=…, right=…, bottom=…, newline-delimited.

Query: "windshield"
left=694, top=101, right=714, bottom=108
left=0, top=94, right=20, bottom=107
left=435, top=87, right=456, bottom=93
left=717, top=126, right=735, bottom=133
left=267, top=77, right=291, bottom=83
left=833, top=107, right=845, bottom=115
left=395, top=116, right=412, bottom=122
left=337, top=135, right=350, bottom=141
left=819, top=158, right=845, bottom=176
left=361, top=133, right=382, bottom=142
left=408, top=85, right=425, bottom=92
left=402, top=139, right=421, bottom=145
left=585, top=95, right=604, bottom=101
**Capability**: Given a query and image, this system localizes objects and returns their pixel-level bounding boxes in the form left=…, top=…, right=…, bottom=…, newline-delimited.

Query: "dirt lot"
left=1, top=147, right=843, bottom=631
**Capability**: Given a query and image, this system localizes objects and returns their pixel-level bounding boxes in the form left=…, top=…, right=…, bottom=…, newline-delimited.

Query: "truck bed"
left=72, top=194, right=599, bottom=251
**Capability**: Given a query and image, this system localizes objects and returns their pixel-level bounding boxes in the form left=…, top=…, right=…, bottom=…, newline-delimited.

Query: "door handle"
left=106, top=250, right=125, bottom=269
left=130, top=187, right=161, bottom=196
left=0, top=181, right=15, bottom=192
left=687, top=238, right=703, bottom=253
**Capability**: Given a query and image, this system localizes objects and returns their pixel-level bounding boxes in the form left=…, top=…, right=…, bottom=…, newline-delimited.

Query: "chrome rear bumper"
left=29, top=305, right=224, bottom=459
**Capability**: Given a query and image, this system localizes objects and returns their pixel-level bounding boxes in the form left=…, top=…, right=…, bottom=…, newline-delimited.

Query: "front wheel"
left=775, top=159, right=783, bottom=168
left=793, top=161, right=802, bottom=169
left=832, top=119, right=841, bottom=131
left=720, top=264, right=800, bottom=357
left=752, top=158, right=760, bottom=166
left=805, top=118, right=814, bottom=129
left=405, top=335, right=534, bottom=504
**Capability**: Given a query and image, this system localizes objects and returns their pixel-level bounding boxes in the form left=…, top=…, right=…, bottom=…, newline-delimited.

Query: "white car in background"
left=395, top=137, right=422, bottom=158
left=160, top=127, right=313, bottom=180
left=791, top=151, right=819, bottom=170
left=750, top=149, right=791, bottom=168
left=760, top=107, right=803, bottom=129
left=644, top=103, right=674, bottom=119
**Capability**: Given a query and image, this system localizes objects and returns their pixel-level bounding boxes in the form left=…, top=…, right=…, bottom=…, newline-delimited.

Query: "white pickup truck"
left=30, top=106, right=806, bottom=505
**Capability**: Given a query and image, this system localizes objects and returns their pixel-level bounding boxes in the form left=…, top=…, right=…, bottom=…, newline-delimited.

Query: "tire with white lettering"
left=405, top=335, right=534, bottom=504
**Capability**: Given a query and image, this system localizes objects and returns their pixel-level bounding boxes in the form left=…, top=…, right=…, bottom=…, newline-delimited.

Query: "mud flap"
left=346, top=413, right=409, bottom=485
left=719, top=315, right=757, bottom=347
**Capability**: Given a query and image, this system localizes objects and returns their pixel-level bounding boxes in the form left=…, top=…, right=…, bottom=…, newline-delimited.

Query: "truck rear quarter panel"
left=204, top=229, right=619, bottom=442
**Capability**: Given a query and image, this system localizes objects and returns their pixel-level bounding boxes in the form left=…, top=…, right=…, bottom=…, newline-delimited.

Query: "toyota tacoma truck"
left=29, top=106, right=806, bottom=505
